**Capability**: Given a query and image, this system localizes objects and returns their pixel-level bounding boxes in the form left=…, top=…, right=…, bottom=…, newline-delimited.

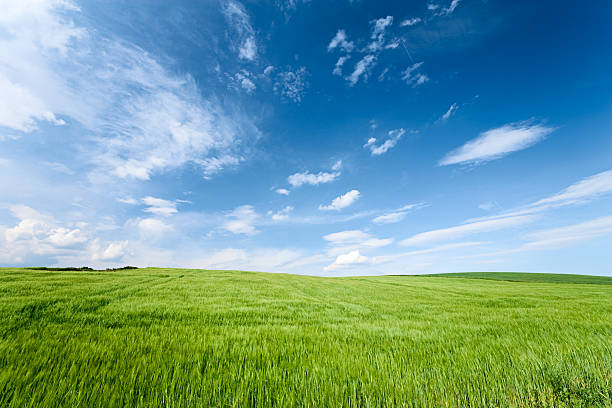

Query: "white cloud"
left=323, top=230, right=371, bottom=244
left=142, top=196, right=178, bottom=216
left=270, top=206, right=293, bottom=221
left=436, top=0, right=461, bottom=16
left=0, top=0, right=258, bottom=181
left=197, top=155, right=242, bottom=179
left=117, top=196, right=139, bottom=205
left=364, top=128, right=406, bottom=155
left=401, top=62, right=429, bottom=87
left=400, top=18, right=421, bottom=27
left=137, top=218, right=172, bottom=239
left=234, top=71, right=256, bottom=93
left=439, top=121, right=555, bottom=166
left=373, top=204, right=424, bottom=224
left=89, top=239, right=127, bottom=261
left=319, top=190, right=360, bottom=211
left=400, top=214, right=536, bottom=246
left=368, top=16, right=393, bottom=52
left=327, top=29, right=354, bottom=52
left=275, top=188, right=290, bottom=195
left=530, top=170, right=612, bottom=209
left=238, top=37, right=257, bottom=61
left=47, top=227, right=87, bottom=247
left=325, top=250, right=369, bottom=271
left=333, top=56, right=350, bottom=76
left=522, top=215, right=612, bottom=250
left=288, top=170, right=340, bottom=187
left=478, top=201, right=497, bottom=211
left=436, top=102, right=458, bottom=124
left=274, top=67, right=308, bottom=102
left=223, top=1, right=257, bottom=61
left=223, top=205, right=259, bottom=235
left=347, top=55, right=376, bottom=86
left=41, top=161, right=74, bottom=175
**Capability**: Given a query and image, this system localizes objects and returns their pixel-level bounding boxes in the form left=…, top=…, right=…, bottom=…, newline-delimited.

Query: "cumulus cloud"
left=274, top=67, right=308, bottom=102
left=223, top=205, right=259, bottom=235
left=328, top=29, right=354, bottom=52
left=324, top=250, right=369, bottom=271
left=368, top=16, right=394, bottom=52
left=288, top=165, right=340, bottom=187
left=364, top=128, right=406, bottom=155
left=89, top=239, right=127, bottom=261
left=439, top=121, right=556, bottom=166
left=319, top=190, right=360, bottom=211
left=138, top=218, right=172, bottom=239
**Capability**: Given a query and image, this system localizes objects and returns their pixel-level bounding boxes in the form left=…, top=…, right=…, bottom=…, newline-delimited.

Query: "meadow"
left=0, top=267, right=611, bottom=407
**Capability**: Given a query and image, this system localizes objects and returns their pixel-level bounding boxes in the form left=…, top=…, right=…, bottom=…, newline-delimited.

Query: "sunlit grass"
left=1, top=267, right=611, bottom=407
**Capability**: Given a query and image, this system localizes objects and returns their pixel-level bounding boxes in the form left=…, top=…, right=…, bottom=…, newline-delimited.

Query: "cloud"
left=142, top=196, right=178, bottom=216
left=400, top=214, right=536, bottom=246
left=436, top=103, right=458, bottom=124
left=400, top=18, right=422, bottom=27
left=222, top=1, right=257, bottom=61
left=333, top=56, right=350, bottom=76
left=372, top=203, right=424, bottom=224
left=325, top=250, right=369, bottom=271
left=436, top=0, right=461, bottom=16
left=319, top=190, right=360, bottom=211
left=347, top=55, right=376, bottom=86
left=275, top=188, right=290, bottom=195
left=138, top=218, right=172, bottom=239
left=233, top=71, right=256, bottom=93
left=328, top=29, right=354, bottom=52
left=196, top=155, right=243, bottom=179
left=223, top=205, right=259, bottom=235
left=323, top=230, right=371, bottom=244
left=478, top=201, right=497, bottom=211
left=89, top=239, right=127, bottom=261
left=439, top=121, right=556, bottom=166
left=117, top=197, right=139, bottom=205
left=368, top=16, right=394, bottom=52
left=270, top=206, right=293, bottom=221
left=274, top=67, right=308, bottom=102
left=0, top=0, right=258, bottom=181
left=364, top=128, right=406, bottom=155
left=522, top=215, right=612, bottom=250
left=529, top=170, right=612, bottom=209
left=288, top=167, right=340, bottom=187
left=46, top=227, right=87, bottom=247
left=401, top=62, right=429, bottom=87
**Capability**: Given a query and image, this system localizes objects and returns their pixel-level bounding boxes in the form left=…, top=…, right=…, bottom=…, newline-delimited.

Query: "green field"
left=1, top=268, right=611, bottom=407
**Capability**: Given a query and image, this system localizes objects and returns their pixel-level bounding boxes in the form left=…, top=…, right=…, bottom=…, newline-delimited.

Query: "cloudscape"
left=0, top=0, right=610, bottom=276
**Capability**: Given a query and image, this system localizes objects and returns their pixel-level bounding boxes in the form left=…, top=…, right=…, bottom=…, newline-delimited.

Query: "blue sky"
left=0, top=0, right=611, bottom=275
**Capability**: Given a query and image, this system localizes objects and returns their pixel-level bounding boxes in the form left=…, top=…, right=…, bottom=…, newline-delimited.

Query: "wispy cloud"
left=333, top=56, right=350, bottom=76
left=363, top=128, right=406, bottom=155
left=269, top=206, right=294, bottom=221
left=275, top=188, right=290, bottom=195
left=372, top=203, right=426, bottom=224
left=347, top=55, right=376, bottom=86
left=142, top=197, right=178, bottom=216
left=400, top=214, right=536, bottom=246
left=368, top=16, right=394, bottom=52
left=522, top=215, right=612, bottom=250
left=401, top=62, right=429, bottom=87
left=223, top=205, right=260, bottom=235
left=439, top=121, right=556, bottom=166
left=319, top=190, right=361, bottom=211
left=435, top=102, right=458, bottom=124
left=222, top=0, right=258, bottom=61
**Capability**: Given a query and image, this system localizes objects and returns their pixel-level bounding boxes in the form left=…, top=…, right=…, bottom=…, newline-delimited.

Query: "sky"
left=0, top=0, right=611, bottom=276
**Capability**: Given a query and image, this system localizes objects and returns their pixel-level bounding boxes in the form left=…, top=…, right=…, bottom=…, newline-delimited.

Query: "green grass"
left=0, top=268, right=611, bottom=407
left=424, top=272, right=612, bottom=285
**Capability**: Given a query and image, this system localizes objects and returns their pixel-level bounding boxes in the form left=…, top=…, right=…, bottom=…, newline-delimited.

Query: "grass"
left=424, top=272, right=612, bottom=285
left=0, top=267, right=611, bottom=407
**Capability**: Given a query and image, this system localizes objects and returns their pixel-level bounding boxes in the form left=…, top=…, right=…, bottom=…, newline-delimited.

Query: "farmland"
left=0, top=267, right=611, bottom=407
